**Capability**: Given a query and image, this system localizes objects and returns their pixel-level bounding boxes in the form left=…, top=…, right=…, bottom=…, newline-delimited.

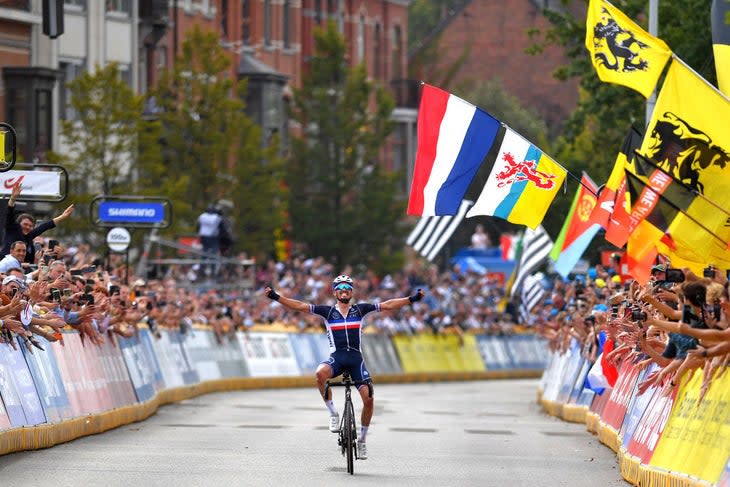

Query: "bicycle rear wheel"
left=344, top=400, right=356, bottom=474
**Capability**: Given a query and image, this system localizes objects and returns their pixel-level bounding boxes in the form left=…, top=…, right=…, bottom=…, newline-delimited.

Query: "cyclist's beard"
left=337, top=297, right=351, bottom=304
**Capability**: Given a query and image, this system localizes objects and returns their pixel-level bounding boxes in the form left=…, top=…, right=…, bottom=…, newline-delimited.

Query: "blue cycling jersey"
left=309, top=302, right=380, bottom=352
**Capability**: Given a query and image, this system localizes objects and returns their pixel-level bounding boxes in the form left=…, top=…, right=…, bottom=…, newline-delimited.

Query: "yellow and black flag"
left=585, top=0, right=672, bottom=98
left=639, top=57, right=730, bottom=266
left=712, top=0, right=730, bottom=96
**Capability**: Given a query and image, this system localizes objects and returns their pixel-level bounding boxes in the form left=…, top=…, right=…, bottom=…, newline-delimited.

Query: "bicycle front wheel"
left=345, top=400, right=356, bottom=474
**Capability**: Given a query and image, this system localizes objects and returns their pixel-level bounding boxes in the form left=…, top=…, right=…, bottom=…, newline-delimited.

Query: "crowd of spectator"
left=0, top=184, right=528, bottom=355
left=535, top=259, right=730, bottom=399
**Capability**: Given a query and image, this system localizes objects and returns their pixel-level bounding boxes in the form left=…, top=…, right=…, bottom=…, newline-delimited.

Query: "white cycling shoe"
left=329, top=413, right=340, bottom=433
left=357, top=441, right=367, bottom=460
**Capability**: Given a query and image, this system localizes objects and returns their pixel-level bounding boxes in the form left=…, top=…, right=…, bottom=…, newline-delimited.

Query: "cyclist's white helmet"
left=332, top=275, right=354, bottom=289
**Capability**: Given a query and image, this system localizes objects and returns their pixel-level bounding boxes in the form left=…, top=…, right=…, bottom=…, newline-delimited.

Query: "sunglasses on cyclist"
left=334, top=283, right=353, bottom=291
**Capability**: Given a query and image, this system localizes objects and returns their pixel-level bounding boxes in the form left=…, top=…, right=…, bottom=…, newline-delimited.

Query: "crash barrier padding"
left=0, top=327, right=547, bottom=455
left=538, top=347, right=730, bottom=487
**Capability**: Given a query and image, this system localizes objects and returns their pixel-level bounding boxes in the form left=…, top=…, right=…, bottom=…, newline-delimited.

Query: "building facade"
left=0, top=0, right=415, bottom=186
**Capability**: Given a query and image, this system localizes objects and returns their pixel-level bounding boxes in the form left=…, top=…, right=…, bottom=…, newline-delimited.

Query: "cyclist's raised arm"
left=263, top=286, right=309, bottom=312
left=379, top=289, right=425, bottom=311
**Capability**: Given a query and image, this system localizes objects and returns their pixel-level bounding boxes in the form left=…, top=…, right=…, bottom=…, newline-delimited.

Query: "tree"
left=287, top=21, right=404, bottom=271
left=150, top=26, right=285, bottom=257
left=50, top=62, right=144, bottom=240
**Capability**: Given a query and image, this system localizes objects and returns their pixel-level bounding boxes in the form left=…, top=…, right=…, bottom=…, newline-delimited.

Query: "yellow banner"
left=585, top=0, right=671, bottom=98
left=391, top=335, right=485, bottom=373
left=649, top=369, right=730, bottom=482
left=639, top=58, right=730, bottom=266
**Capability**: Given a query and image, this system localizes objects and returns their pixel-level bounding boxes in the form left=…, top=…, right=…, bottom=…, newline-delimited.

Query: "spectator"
left=470, top=224, right=490, bottom=250
left=0, top=241, right=28, bottom=273
left=197, top=204, right=223, bottom=257
left=2, top=182, right=74, bottom=263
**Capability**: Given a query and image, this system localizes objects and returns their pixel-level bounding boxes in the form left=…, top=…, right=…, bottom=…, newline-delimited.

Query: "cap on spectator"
left=588, top=268, right=597, bottom=279
left=595, top=278, right=606, bottom=289
left=593, top=303, right=609, bottom=312
left=611, top=275, right=622, bottom=284
left=133, top=278, right=146, bottom=287
left=651, top=264, right=667, bottom=274
left=2, top=276, right=27, bottom=289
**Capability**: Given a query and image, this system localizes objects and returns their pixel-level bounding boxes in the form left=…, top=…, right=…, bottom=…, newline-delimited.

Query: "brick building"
left=409, top=0, right=582, bottom=132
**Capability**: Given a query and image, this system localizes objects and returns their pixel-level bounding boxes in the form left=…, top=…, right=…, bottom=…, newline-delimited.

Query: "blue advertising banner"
left=169, top=331, right=200, bottom=385
left=2, top=341, right=46, bottom=426
left=21, top=336, right=73, bottom=422
left=289, top=334, right=322, bottom=374
left=98, top=201, right=165, bottom=224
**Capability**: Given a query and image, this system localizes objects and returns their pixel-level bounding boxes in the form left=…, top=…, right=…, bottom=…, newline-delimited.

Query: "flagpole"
left=645, top=0, right=659, bottom=125
left=633, top=150, right=730, bottom=216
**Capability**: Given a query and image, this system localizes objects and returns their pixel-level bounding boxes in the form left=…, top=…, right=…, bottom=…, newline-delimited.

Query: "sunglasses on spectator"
left=334, top=284, right=353, bottom=291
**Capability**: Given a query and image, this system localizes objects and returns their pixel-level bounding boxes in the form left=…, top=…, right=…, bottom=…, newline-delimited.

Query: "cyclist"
left=264, top=274, right=424, bottom=459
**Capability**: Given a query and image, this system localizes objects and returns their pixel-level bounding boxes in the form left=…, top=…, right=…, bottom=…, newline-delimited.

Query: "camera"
left=631, top=309, right=648, bottom=321
left=611, top=304, right=619, bottom=319
left=665, top=268, right=685, bottom=283
left=43, top=254, right=52, bottom=264
left=574, top=282, right=585, bottom=296
left=109, top=285, right=120, bottom=295
left=80, top=293, right=95, bottom=305
left=63, top=288, right=72, bottom=297
left=584, top=315, right=596, bottom=325
left=50, top=288, right=61, bottom=302
left=48, top=239, right=58, bottom=251
left=703, top=266, right=716, bottom=278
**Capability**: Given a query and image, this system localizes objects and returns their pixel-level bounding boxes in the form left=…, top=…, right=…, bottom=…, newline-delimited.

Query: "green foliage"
left=287, top=21, right=404, bottom=271
left=408, top=0, right=467, bottom=50
left=149, top=26, right=286, bottom=257
left=50, top=62, right=144, bottom=241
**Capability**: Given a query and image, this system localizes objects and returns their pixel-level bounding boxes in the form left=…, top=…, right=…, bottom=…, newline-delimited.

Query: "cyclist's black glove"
left=408, top=289, right=424, bottom=303
left=266, top=287, right=280, bottom=301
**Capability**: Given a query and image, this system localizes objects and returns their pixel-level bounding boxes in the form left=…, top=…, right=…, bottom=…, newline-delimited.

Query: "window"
left=283, top=0, right=291, bottom=49
left=34, top=90, right=52, bottom=163
left=64, top=0, right=86, bottom=8
left=391, top=26, right=402, bottom=79
left=314, top=0, right=322, bottom=25
left=241, top=0, right=250, bottom=44
left=156, top=46, right=167, bottom=78
left=263, top=0, right=271, bottom=47
left=105, top=0, right=131, bottom=14
left=59, top=59, right=86, bottom=120
left=373, top=23, right=381, bottom=79
left=357, top=15, right=365, bottom=63
left=119, top=64, right=133, bottom=88
left=220, top=0, right=229, bottom=38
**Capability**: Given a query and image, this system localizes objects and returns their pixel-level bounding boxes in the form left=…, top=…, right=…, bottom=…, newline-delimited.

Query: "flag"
left=638, top=58, right=730, bottom=265
left=552, top=174, right=602, bottom=277
left=466, top=127, right=566, bottom=229
left=712, top=0, right=730, bottom=96
left=520, top=272, right=546, bottom=325
left=590, top=125, right=643, bottom=232
left=406, top=200, right=473, bottom=261
left=512, top=225, right=553, bottom=294
left=499, top=233, right=519, bottom=260
left=408, top=84, right=501, bottom=216
left=585, top=0, right=672, bottom=98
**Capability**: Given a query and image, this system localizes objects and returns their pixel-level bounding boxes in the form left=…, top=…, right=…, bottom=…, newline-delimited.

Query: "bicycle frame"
left=323, top=372, right=373, bottom=475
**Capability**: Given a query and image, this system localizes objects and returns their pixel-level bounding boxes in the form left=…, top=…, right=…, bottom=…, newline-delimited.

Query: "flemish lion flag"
left=585, top=0, right=672, bottom=98
left=712, top=0, right=730, bottom=96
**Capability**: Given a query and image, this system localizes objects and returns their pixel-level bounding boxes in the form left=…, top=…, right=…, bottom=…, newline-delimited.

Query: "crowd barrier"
left=539, top=340, right=730, bottom=487
left=0, top=327, right=546, bottom=455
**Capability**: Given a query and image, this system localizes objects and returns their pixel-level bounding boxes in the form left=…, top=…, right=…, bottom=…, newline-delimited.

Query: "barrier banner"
left=289, top=333, right=323, bottom=374
left=138, top=329, right=165, bottom=390
left=118, top=330, right=162, bottom=402
left=148, top=330, right=187, bottom=388
left=589, top=385, right=613, bottom=416
left=74, top=335, right=115, bottom=412
left=539, top=351, right=558, bottom=392
left=542, top=350, right=572, bottom=402
left=557, top=340, right=584, bottom=404
left=620, top=364, right=657, bottom=448
left=209, top=334, right=248, bottom=378
left=236, top=333, right=300, bottom=377
left=181, top=330, right=222, bottom=381
left=392, top=334, right=485, bottom=373
left=21, top=336, right=73, bottom=422
left=601, top=360, right=641, bottom=431
left=649, top=369, right=730, bottom=482
left=0, top=394, right=11, bottom=429
left=568, top=358, right=591, bottom=405
left=361, top=334, right=402, bottom=374
left=577, top=388, right=596, bottom=408
left=505, top=335, right=546, bottom=369
left=97, top=339, right=137, bottom=408
left=475, top=335, right=514, bottom=369
left=169, top=331, right=200, bottom=385
left=625, top=381, right=677, bottom=463
left=0, top=342, right=45, bottom=426
left=52, top=333, right=91, bottom=416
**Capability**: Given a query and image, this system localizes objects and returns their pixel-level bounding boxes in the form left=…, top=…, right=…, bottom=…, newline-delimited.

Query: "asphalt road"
left=0, top=379, right=627, bottom=487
